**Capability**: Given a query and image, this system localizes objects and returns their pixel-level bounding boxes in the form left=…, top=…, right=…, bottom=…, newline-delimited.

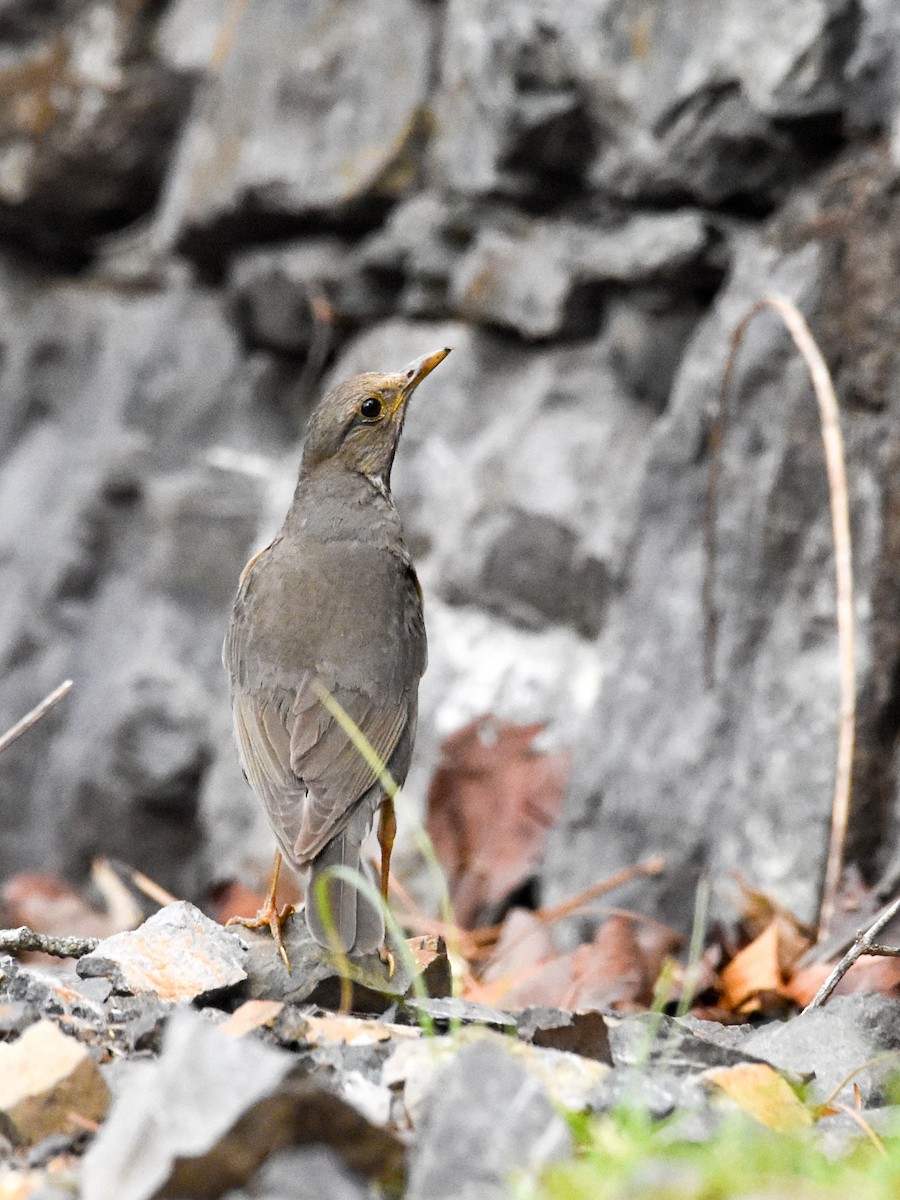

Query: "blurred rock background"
left=0, top=0, right=898, bottom=936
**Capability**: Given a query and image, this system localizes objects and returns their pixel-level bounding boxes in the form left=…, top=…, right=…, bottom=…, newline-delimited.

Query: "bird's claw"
left=378, top=943, right=396, bottom=979
left=227, top=902, right=295, bottom=973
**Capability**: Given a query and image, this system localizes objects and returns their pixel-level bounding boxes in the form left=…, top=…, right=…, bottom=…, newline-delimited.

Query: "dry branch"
left=705, top=295, right=855, bottom=943
left=0, top=925, right=99, bottom=958
left=805, top=890, right=900, bottom=1010
left=0, top=679, right=73, bottom=756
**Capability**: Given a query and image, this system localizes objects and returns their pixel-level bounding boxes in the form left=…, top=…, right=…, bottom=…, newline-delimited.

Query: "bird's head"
left=301, top=348, right=451, bottom=487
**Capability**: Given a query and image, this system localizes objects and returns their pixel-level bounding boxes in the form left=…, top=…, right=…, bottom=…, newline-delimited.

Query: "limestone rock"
left=0, top=1020, right=109, bottom=1147
left=77, top=902, right=248, bottom=1001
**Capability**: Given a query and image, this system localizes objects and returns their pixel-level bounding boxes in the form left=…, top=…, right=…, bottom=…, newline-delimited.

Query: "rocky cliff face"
left=0, top=0, right=898, bottom=932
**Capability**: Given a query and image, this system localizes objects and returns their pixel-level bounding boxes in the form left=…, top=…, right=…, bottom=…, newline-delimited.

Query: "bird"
left=223, top=347, right=450, bottom=966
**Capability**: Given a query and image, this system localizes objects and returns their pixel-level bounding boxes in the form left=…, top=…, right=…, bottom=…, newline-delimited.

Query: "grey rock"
left=450, top=211, right=711, bottom=340
left=156, top=0, right=434, bottom=252
left=402, top=996, right=518, bottom=1032
left=606, top=1013, right=764, bottom=1074
left=241, top=912, right=450, bottom=1012
left=0, top=2, right=193, bottom=253
left=228, top=238, right=399, bottom=354
left=545, top=211, right=894, bottom=931
left=743, top=994, right=900, bottom=1105
left=80, top=1008, right=403, bottom=1200
left=77, top=902, right=248, bottom=1001
left=0, top=266, right=279, bottom=897
left=231, top=1147, right=370, bottom=1200
left=431, top=0, right=856, bottom=207
left=406, top=1039, right=573, bottom=1200
left=844, top=0, right=900, bottom=137
left=590, top=1066, right=710, bottom=1120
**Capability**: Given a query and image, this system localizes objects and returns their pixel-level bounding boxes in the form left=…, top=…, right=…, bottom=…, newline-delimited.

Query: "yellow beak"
left=400, top=347, right=452, bottom=397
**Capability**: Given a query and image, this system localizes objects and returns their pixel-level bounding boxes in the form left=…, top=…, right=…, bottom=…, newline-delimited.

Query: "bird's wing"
left=225, top=542, right=425, bottom=864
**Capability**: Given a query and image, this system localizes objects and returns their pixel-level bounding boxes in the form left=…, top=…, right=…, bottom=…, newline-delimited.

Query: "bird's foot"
left=377, top=942, right=396, bottom=979
left=227, top=901, right=295, bottom=972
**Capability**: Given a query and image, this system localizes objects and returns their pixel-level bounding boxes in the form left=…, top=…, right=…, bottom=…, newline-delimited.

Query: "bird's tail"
left=305, top=816, right=385, bottom=954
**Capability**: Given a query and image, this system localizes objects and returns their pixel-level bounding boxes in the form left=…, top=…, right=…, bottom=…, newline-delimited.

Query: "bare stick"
left=391, top=856, right=667, bottom=960
left=0, top=680, right=73, bottom=756
left=804, top=890, right=900, bottom=1009
left=0, top=925, right=99, bottom=958
left=705, top=296, right=855, bottom=942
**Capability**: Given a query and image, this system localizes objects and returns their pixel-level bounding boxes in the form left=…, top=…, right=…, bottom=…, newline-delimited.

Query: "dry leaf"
left=220, top=1000, right=284, bottom=1038
left=425, top=717, right=570, bottom=927
left=720, top=921, right=784, bottom=1011
left=564, top=916, right=649, bottom=1011
left=706, top=1062, right=814, bottom=1131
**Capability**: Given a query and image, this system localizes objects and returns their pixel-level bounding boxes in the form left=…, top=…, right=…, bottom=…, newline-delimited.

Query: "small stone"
left=517, top=1007, right=613, bottom=1064
left=0, top=1020, right=110, bottom=1147
left=241, top=913, right=451, bottom=1012
left=406, top=1037, right=573, bottom=1200
left=80, top=1009, right=404, bottom=1200
left=77, top=902, right=247, bottom=1002
left=241, top=1146, right=371, bottom=1200
left=743, top=994, right=900, bottom=1105
left=384, top=1027, right=609, bottom=1127
left=403, top=996, right=517, bottom=1032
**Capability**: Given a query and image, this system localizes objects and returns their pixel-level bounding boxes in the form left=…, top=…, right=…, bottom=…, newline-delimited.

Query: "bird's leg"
left=226, top=849, right=295, bottom=972
left=377, top=796, right=397, bottom=976
left=377, top=795, right=396, bottom=903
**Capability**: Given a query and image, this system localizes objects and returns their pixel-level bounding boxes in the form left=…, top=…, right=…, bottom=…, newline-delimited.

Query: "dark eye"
left=360, top=396, right=382, bottom=420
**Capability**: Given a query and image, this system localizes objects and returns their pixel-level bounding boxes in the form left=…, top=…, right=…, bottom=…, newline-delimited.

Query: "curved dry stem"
left=705, top=296, right=855, bottom=943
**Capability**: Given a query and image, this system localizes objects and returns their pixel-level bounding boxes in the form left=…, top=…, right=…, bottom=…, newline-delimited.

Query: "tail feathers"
left=305, top=821, right=384, bottom=954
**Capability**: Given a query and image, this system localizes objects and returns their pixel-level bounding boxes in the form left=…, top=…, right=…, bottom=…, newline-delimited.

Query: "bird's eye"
left=360, top=396, right=382, bottom=420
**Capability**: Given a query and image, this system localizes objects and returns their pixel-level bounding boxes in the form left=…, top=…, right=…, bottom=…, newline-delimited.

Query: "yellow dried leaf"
left=219, top=999, right=283, bottom=1037
left=706, top=1063, right=814, bottom=1132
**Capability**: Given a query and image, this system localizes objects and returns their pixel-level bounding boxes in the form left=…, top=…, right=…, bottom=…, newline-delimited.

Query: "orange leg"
left=377, top=795, right=397, bottom=903
left=226, top=849, right=294, bottom=971
left=377, top=797, right=397, bottom=976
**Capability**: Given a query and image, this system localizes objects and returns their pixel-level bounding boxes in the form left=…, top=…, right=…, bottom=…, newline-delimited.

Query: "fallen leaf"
left=425, top=717, right=570, bottom=927
left=473, top=909, right=566, bottom=1008
left=293, top=1013, right=420, bottom=1046
left=220, top=1000, right=284, bottom=1038
left=785, top=956, right=900, bottom=1006
left=719, top=922, right=783, bottom=1011
left=705, top=1062, right=814, bottom=1131
left=564, top=916, right=649, bottom=1011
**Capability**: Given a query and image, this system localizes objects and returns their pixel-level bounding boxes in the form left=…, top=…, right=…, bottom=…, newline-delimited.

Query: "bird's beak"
left=399, top=347, right=452, bottom=398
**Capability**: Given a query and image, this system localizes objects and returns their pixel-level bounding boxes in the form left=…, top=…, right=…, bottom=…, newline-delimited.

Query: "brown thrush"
left=224, top=347, right=450, bottom=964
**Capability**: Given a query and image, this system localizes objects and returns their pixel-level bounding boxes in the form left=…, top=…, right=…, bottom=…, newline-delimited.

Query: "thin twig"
left=392, top=855, right=666, bottom=960
left=805, top=890, right=900, bottom=1009
left=0, top=680, right=73, bottom=756
left=115, top=861, right=179, bottom=909
left=0, top=925, right=99, bottom=959
left=704, top=296, right=855, bottom=942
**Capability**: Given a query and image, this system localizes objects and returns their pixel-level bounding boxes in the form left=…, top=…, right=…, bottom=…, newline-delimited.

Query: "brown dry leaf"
left=786, top=956, right=900, bottom=1006
left=425, top=717, right=570, bottom=927
left=469, top=908, right=562, bottom=1007
left=220, top=1000, right=284, bottom=1038
left=564, top=915, right=649, bottom=1011
left=633, top=919, right=686, bottom=993
left=705, top=1063, right=814, bottom=1131
left=719, top=918, right=811, bottom=1012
